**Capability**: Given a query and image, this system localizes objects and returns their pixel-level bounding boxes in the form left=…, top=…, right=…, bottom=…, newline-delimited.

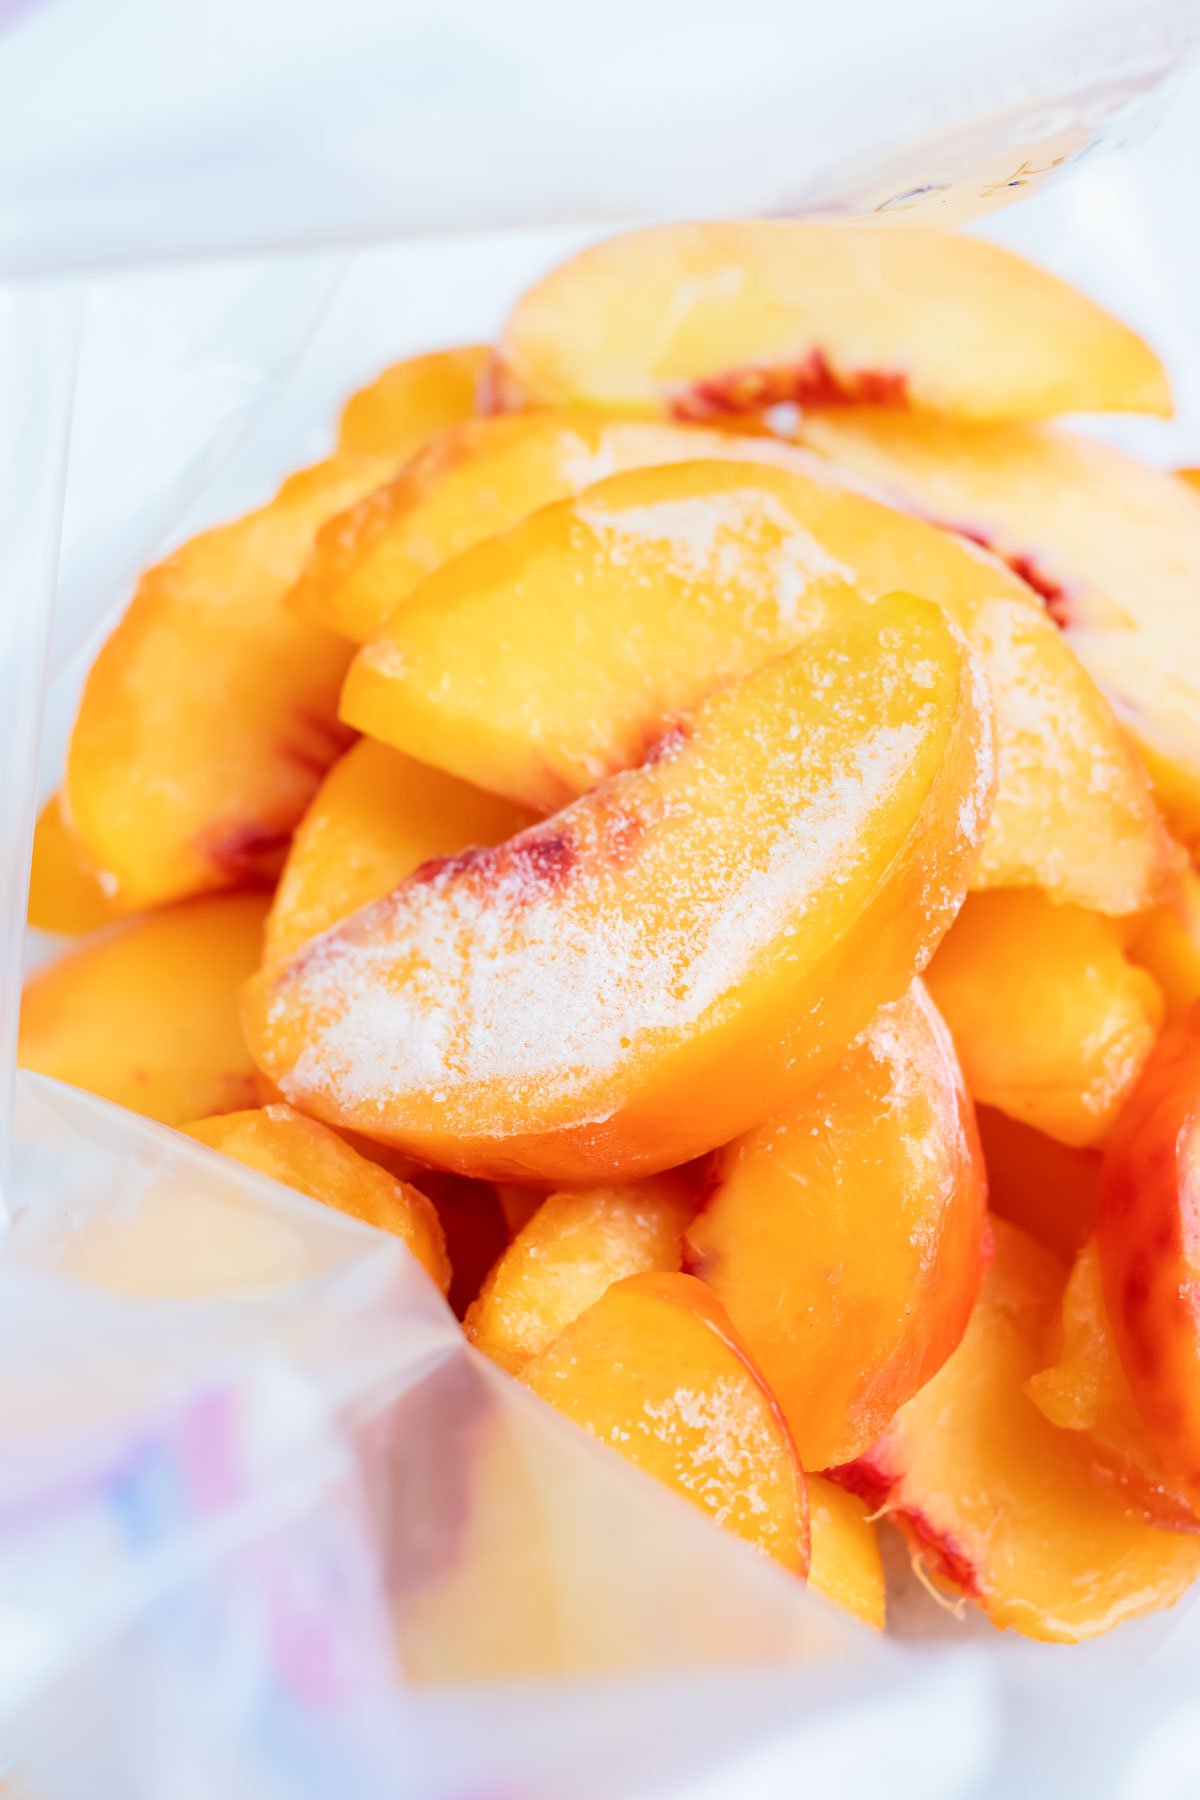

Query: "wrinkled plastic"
left=4, top=7, right=1200, bottom=1797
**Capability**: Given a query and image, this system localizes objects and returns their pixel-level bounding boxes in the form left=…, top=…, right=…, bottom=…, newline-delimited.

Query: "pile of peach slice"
left=22, top=221, right=1200, bottom=1643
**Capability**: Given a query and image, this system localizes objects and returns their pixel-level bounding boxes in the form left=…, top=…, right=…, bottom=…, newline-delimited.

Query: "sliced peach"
left=521, top=1270, right=810, bottom=1574
left=19, top=892, right=268, bottom=1125
left=27, top=792, right=120, bottom=936
left=1128, top=867, right=1200, bottom=1023
left=925, top=890, right=1164, bottom=1148
left=465, top=1171, right=697, bottom=1373
left=497, top=223, right=1169, bottom=424
left=345, top=456, right=1171, bottom=915
left=1096, top=1006, right=1200, bottom=1502
left=1027, top=1238, right=1196, bottom=1530
left=975, top=1105, right=1099, bottom=1260
left=264, top=737, right=534, bottom=966
left=806, top=1475, right=885, bottom=1631
left=684, top=981, right=987, bottom=1470
left=335, top=345, right=487, bottom=456
left=833, top=1221, right=1200, bottom=1641
left=247, top=591, right=992, bottom=1182
left=293, top=413, right=838, bottom=646
left=64, top=455, right=404, bottom=911
left=796, top=411, right=1200, bottom=853
left=185, top=1102, right=449, bottom=1292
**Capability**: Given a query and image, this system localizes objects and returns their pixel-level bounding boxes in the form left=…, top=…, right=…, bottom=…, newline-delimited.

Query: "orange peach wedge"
left=1027, top=1238, right=1196, bottom=1531
left=27, top=791, right=120, bottom=936
left=685, top=981, right=987, bottom=1470
left=521, top=1270, right=810, bottom=1575
left=344, top=457, right=1173, bottom=915
left=19, top=892, right=268, bottom=1126
left=833, top=1221, right=1200, bottom=1642
left=246, top=591, right=992, bottom=1181
left=806, top=1475, right=885, bottom=1631
left=496, top=223, right=1169, bottom=424
left=797, top=411, right=1200, bottom=853
left=1128, top=867, right=1200, bottom=1024
left=264, top=738, right=534, bottom=966
left=1096, top=1006, right=1200, bottom=1504
left=975, top=1106, right=1100, bottom=1261
left=335, top=345, right=487, bottom=457
left=465, top=1172, right=697, bottom=1373
left=185, top=1103, right=449, bottom=1292
left=926, top=889, right=1164, bottom=1148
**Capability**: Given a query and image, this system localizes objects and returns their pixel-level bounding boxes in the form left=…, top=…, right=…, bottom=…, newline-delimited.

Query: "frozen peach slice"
left=64, top=454, right=407, bottom=912
left=19, top=892, right=268, bottom=1126
left=1128, top=867, right=1200, bottom=1023
left=497, top=223, right=1169, bottom=425
left=975, top=1105, right=1099, bottom=1260
left=27, top=792, right=120, bottom=936
left=1097, top=1006, right=1200, bottom=1502
left=345, top=456, right=1171, bottom=914
left=926, top=889, right=1164, bottom=1148
left=335, top=345, right=487, bottom=456
left=465, top=1172, right=697, bottom=1373
left=289, top=412, right=796, bottom=645
left=684, top=981, right=987, bottom=1470
left=185, top=1102, right=450, bottom=1293
left=522, top=1270, right=810, bottom=1574
left=1027, top=1238, right=1196, bottom=1530
left=247, top=592, right=992, bottom=1182
left=806, top=1475, right=884, bottom=1631
left=797, top=410, right=1200, bottom=852
left=264, top=737, right=534, bottom=965
left=833, top=1221, right=1200, bottom=1641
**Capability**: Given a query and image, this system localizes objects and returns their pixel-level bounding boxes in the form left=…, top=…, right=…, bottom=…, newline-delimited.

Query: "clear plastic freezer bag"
left=5, top=4, right=1200, bottom=1797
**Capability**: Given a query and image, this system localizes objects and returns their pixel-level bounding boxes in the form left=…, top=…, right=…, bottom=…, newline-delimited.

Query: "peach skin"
left=832, top=1221, right=1200, bottom=1642
left=1027, top=1238, right=1197, bottom=1531
left=925, top=890, right=1164, bottom=1148
left=796, top=411, right=1200, bottom=853
left=19, top=892, right=268, bottom=1126
left=335, top=345, right=488, bottom=456
left=464, top=1172, right=697, bottom=1373
left=246, top=591, right=993, bottom=1182
left=1128, top=867, right=1200, bottom=1024
left=684, top=981, right=987, bottom=1470
left=1096, top=1006, right=1200, bottom=1504
left=521, top=1270, right=810, bottom=1575
left=27, top=792, right=120, bottom=936
left=975, top=1105, right=1100, bottom=1261
left=344, top=456, right=1172, bottom=916
left=496, top=223, right=1169, bottom=424
left=806, top=1475, right=885, bottom=1631
left=264, top=738, right=535, bottom=966
left=185, top=1103, right=450, bottom=1293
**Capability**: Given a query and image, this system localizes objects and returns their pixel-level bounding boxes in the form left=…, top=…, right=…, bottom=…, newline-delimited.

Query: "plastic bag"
left=4, top=5, right=1200, bottom=1796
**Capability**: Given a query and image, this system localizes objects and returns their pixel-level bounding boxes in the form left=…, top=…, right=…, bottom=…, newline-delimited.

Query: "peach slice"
left=335, top=345, right=487, bottom=457
left=833, top=1221, right=1200, bottom=1641
left=1096, top=1006, right=1200, bottom=1502
left=344, top=456, right=1172, bottom=915
left=185, top=1102, right=450, bottom=1293
left=925, top=889, right=1164, bottom=1148
left=247, top=591, right=992, bottom=1182
left=464, top=1172, right=697, bottom=1373
left=975, top=1105, right=1100, bottom=1260
left=684, top=981, right=987, bottom=1470
left=19, top=892, right=268, bottom=1126
left=264, top=738, right=535, bottom=966
left=1128, top=867, right=1200, bottom=1024
left=521, top=1270, right=810, bottom=1574
left=806, top=1475, right=885, bottom=1631
left=497, top=223, right=1169, bottom=424
left=1027, top=1238, right=1197, bottom=1530
left=796, top=411, right=1200, bottom=853
left=27, top=792, right=120, bottom=936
